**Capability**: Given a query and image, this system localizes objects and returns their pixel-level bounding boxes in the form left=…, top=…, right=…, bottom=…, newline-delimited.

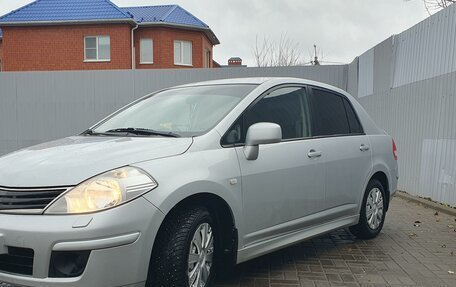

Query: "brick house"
left=0, top=30, right=3, bottom=71
left=0, top=0, right=219, bottom=71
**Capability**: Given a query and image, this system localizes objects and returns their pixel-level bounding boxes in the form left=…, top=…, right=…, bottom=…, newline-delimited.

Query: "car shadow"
left=215, top=228, right=391, bottom=286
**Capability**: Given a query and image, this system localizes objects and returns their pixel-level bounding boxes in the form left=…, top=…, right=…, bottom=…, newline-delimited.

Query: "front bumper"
left=0, top=197, right=164, bottom=287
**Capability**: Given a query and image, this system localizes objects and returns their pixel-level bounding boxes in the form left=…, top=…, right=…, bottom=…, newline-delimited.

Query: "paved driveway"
left=216, top=197, right=456, bottom=287
left=1, top=197, right=455, bottom=287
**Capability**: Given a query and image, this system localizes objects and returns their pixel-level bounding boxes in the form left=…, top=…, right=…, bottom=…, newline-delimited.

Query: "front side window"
left=140, top=38, right=153, bottom=64
left=92, top=85, right=257, bottom=137
left=310, top=88, right=350, bottom=136
left=84, top=36, right=110, bottom=61
left=223, top=87, right=311, bottom=145
left=174, top=40, right=192, bottom=66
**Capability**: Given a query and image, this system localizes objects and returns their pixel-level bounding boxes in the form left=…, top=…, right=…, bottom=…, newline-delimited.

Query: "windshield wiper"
left=104, top=128, right=181, bottom=138
left=82, top=129, right=104, bottom=135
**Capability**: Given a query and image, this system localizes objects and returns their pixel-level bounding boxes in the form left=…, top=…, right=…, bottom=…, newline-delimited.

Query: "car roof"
left=176, top=77, right=346, bottom=95
left=176, top=77, right=271, bottom=86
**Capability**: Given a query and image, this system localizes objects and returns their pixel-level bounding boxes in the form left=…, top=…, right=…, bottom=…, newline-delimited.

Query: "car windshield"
left=91, top=84, right=257, bottom=137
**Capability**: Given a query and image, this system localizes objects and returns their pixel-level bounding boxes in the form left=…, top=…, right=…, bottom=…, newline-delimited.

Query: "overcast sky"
left=0, top=0, right=429, bottom=66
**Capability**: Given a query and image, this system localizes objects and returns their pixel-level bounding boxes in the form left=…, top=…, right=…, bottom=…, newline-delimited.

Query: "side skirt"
left=236, top=214, right=359, bottom=264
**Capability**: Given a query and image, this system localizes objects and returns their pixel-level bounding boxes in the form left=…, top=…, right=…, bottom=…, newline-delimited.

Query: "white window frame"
left=84, top=36, right=111, bottom=62
left=140, top=38, right=154, bottom=64
left=174, top=40, right=193, bottom=66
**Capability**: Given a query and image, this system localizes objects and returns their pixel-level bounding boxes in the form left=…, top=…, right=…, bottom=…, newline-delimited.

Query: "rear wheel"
left=147, top=206, right=217, bottom=287
left=349, top=179, right=387, bottom=239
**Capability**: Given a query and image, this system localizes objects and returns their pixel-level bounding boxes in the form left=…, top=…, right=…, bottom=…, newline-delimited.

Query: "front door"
left=224, top=86, right=326, bottom=246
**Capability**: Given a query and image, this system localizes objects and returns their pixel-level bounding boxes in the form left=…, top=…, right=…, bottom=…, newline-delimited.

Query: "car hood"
left=0, top=136, right=193, bottom=187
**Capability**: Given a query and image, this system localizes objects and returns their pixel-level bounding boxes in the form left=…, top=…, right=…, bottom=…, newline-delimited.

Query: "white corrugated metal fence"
left=0, top=5, right=455, bottom=206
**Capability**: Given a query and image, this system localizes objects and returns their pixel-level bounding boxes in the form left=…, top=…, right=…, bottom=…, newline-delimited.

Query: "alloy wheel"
left=188, top=223, right=214, bottom=287
left=366, top=187, right=384, bottom=230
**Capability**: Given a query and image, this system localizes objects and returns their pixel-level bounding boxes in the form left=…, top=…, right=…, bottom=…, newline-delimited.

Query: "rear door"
left=309, top=87, right=372, bottom=218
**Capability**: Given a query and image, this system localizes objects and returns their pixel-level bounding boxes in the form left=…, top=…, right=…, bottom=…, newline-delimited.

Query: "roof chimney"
left=228, top=57, right=242, bottom=66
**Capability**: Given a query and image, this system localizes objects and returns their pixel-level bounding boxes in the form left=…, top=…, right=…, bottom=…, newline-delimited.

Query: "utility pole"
left=312, top=44, right=320, bottom=65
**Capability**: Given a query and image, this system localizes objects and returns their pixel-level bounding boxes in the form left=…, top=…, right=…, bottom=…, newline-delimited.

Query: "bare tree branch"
left=406, top=0, right=456, bottom=15
left=253, top=34, right=305, bottom=67
left=424, top=0, right=455, bottom=14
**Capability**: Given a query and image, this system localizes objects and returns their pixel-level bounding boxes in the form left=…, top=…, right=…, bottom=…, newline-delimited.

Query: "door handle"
left=360, top=144, right=370, bottom=152
left=307, top=149, right=322, bottom=159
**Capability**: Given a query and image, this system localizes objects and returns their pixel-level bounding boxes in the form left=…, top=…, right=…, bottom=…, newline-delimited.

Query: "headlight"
left=45, top=167, right=157, bottom=214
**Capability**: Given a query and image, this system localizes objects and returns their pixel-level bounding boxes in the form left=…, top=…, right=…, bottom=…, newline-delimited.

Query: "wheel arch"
left=151, top=192, right=238, bottom=270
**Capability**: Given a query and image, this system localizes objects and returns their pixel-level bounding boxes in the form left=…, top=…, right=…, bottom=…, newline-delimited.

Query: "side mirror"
left=244, top=122, right=282, bottom=160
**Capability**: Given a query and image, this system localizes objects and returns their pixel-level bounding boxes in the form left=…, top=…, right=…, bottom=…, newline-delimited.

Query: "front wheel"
left=349, top=179, right=387, bottom=239
left=147, top=206, right=217, bottom=287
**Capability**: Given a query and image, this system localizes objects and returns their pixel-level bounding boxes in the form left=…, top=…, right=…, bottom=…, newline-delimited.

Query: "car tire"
left=147, top=206, right=217, bottom=287
left=349, top=179, right=387, bottom=239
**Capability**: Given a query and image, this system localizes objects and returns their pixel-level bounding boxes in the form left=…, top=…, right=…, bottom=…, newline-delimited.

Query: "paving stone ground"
left=1, top=197, right=455, bottom=287
left=216, top=197, right=456, bottom=287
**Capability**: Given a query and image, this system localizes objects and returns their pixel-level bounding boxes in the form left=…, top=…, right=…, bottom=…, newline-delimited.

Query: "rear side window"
left=343, top=99, right=364, bottom=134
left=310, top=89, right=350, bottom=136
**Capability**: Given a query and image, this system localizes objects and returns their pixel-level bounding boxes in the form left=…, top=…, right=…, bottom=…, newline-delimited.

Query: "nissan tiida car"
left=0, top=78, right=398, bottom=287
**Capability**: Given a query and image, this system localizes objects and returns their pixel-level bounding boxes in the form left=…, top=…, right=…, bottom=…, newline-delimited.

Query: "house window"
left=174, top=40, right=192, bottom=66
left=204, top=49, right=211, bottom=68
left=84, top=36, right=110, bottom=61
left=140, top=38, right=153, bottom=64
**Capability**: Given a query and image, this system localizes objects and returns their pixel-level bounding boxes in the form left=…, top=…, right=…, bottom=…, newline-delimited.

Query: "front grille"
left=0, top=247, right=34, bottom=276
left=0, top=186, right=71, bottom=213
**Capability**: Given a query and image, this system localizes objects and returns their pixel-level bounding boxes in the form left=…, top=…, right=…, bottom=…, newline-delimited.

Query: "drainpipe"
left=131, top=24, right=139, bottom=69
